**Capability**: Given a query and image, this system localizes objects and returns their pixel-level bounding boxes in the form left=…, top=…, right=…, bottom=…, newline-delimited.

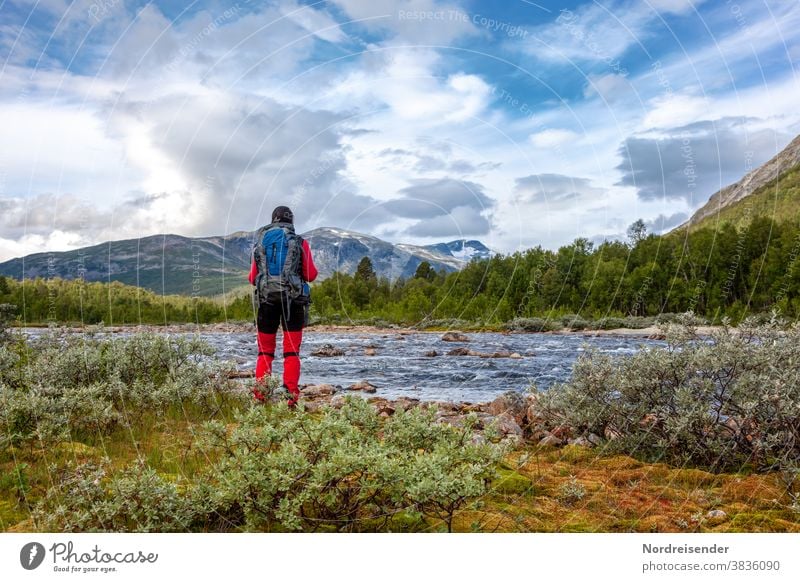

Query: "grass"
left=3, top=408, right=798, bottom=533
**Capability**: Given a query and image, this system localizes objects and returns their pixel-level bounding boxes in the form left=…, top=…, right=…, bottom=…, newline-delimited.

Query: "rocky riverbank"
left=294, top=384, right=584, bottom=449
left=18, top=322, right=720, bottom=339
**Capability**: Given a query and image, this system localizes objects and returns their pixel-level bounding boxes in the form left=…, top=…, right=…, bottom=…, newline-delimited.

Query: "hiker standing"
left=248, top=206, right=318, bottom=405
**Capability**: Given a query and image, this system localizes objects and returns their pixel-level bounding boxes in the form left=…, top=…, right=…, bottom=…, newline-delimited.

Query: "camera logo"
left=20, top=542, right=46, bottom=570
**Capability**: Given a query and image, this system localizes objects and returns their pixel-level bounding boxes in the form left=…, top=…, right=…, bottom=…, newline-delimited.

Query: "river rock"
left=526, top=403, right=544, bottom=426
left=487, top=391, right=527, bottom=425
left=446, top=347, right=476, bottom=356
left=393, top=397, right=421, bottom=411
left=312, top=343, right=345, bottom=357
left=330, top=394, right=347, bottom=409
left=424, top=350, right=439, bottom=357
left=491, top=412, right=524, bottom=437
left=604, top=425, right=622, bottom=440
left=568, top=436, right=593, bottom=448
left=302, top=399, right=328, bottom=413
left=587, top=433, right=604, bottom=446
left=441, top=331, right=470, bottom=342
left=301, top=383, right=336, bottom=399
left=364, top=347, right=377, bottom=356
left=367, top=397, right=395, bottom=416
left=348, top=380, right=378, bottom=393
left=478, top=351, right=521, bottom=359
left=538, top=432, right=564, bottom=447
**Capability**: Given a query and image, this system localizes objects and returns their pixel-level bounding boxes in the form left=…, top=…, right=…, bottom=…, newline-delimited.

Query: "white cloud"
left=525, top=0, right=699, bottom=64
left=583, top=72, right=631, bottom=101
left=642, top=93, right=709, bottom=129
left=279, top=0, right=348, bottom=44
left=329, top=0, right=478, bottom=43
left=529, top=128, right=579, bottom=148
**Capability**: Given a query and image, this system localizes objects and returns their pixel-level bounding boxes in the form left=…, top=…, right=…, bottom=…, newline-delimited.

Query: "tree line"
left=311, top=216, right=800, bottom=325
left=2, top=216, right=800, bottom=326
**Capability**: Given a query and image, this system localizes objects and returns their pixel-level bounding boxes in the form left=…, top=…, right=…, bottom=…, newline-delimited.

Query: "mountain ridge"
left=680, top=133, right=800, bottom=231
left=0, top=227, right=492, bottom=297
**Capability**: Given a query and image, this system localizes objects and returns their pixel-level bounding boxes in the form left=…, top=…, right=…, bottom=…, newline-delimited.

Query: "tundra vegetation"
left=1, top=315, right=799, bottom=532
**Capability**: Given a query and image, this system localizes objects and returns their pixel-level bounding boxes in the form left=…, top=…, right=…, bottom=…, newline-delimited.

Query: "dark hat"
left=271, top=205, right=294, bottom=224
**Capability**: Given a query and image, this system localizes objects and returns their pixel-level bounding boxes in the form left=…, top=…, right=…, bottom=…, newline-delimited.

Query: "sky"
left=0, top=0, right=798, bottom=261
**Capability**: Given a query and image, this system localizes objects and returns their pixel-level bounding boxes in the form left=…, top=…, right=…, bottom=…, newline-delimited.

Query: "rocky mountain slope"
left=0, top=227, right=490, bottom=296
left=682, top=133, right=800, bottom=230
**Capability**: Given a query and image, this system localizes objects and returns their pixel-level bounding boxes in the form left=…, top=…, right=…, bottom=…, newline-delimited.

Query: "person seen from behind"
left=248, top=205, right=318, bottom=406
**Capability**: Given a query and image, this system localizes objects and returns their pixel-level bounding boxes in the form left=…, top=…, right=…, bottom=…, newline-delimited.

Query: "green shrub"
left=33, top=461, right=194, bottom=532
left=538, top=315, right=800, bottom=477
left=506, top=317, right=560, bottom=332
left=1, top=332, right=236, bottom=453
left=196, top=398, right=503, bottom=532
left=559, top=314, right=589, bottom=330
left=0, top=304, right=16, bottom=344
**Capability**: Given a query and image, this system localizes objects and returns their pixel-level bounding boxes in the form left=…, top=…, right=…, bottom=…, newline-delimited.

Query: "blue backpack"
left=253, top=222, right=305, bottom=304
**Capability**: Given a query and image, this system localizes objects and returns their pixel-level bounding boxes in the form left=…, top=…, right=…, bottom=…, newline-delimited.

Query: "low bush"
left=35, top=398, right=504, bottom=533
left=506, top=318, right=560, bottom=332
left=538, top=314, right=800, bottom=481
left=33, top=461, right=194, bottom=532
left=0, top=332, right=237, bottom=453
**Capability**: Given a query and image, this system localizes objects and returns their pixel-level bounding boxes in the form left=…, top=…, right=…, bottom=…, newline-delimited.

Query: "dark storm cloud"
left=616, top=117, right=792, bottom=205
left=514, top=173, right=605, bottom=205
left=106, top=91, right=368, bottom=234
left=376, top=146, right=499, bottom=176
left=304, top=190, right=395, bottom=233
left=0, top=194, right=108, bottom=239
left=404, top=206, right=492, bottom=237
left=386, top=178, right=493, bottom=218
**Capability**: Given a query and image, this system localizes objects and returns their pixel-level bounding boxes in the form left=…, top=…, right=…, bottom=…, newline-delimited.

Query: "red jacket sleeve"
left=248, top=257, right=258, bottom=285
left=302, top=240, right=318, bottom=282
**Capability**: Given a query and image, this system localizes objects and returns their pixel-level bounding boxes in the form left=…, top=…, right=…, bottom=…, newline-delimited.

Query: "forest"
left=2, top=216, right=799, bottom=327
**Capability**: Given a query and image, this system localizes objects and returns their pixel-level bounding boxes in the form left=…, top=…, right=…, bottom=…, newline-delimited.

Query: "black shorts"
left=256, top=299, right=306, bottom=333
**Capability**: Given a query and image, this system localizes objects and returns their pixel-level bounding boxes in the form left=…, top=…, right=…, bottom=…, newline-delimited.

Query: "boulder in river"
left=312, top=344, right=345, bottom=357
left=424, top=350, right=439, bottom=357
left=441, top=331, right=470, bottom=342
left=364, top=347, right=378, bottom=356
left=446, top=347, right=476, bottom=356
left=348, top=380, right=378, bottom=393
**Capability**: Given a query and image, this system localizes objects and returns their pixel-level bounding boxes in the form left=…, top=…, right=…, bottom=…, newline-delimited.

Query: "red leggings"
left=254, top=301, right=305, bottom=405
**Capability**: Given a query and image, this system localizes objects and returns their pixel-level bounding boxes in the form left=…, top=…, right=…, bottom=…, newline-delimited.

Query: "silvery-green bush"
left=33, top=461, right=194, bottom=532
left=1, top=332, right=235, bottom=452
left=197, top=397, right=503, bottom=532
left=538, top=314, right=800, bottom=478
